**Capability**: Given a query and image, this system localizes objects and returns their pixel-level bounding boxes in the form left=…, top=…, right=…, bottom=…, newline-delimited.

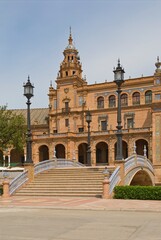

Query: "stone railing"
left=124, top=154, right=154, bottom=174
left=124, top=154, right=136, bottom=174
left=109, top=166, right=121, bottom=195
left=34, top=160, right=55, bottom=175
left=137, top=155, right=154, bottom=172
left=9, top=170, right=28, bottom=195
left=34, top=158, right=85, bottom=175
left=0, top=169, right=24, bottom=182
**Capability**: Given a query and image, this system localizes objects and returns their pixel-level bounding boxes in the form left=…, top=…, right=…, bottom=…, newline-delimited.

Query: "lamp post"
left=86, top=110, right=92, bottom=166
left=113, top=59, right=125, bottom=160
left=23, top=76, right=34, bottom=164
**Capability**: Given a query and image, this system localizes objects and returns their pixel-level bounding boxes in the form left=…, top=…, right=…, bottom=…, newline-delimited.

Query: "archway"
left=55, top=144, right=65, bottom=158
left=136, top=139, right=148, bottom=157
left=10, top=149, right=24, bottom=166
left=96, top=142, right=108, bottom=165
left=114, top=140, right=128, bottom=159
left=130, top=170, right=153, bottom=186
left=78, top=143, right=88, bottom=164
left=0, top=150, right=3, bottom=166
left=39, top=145, right=49, bottom=162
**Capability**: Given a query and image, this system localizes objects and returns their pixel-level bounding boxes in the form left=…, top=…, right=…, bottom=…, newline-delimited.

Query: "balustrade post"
left=24, top=163, right=34, bottom=183
left=72, top=150, right=77, bottom=166
left=2, top=179, right=10, bottom=198
left=102, top=177, right=110, bottom=199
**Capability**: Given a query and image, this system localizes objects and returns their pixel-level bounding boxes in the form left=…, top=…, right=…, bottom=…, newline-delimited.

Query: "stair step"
left=20, top=186, right=101, bottom=191
left=14, top=167, right=112, bottom=197
left=15, top=193, right=102, bottom=197
left=27, top=184, right=102, bottom=187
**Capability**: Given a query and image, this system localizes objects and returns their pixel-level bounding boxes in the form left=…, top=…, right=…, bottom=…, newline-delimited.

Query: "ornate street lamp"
left=113, top=59, right=125, bottom=160
left=23, top=76, right=34, bottom=164
left=86, top=110, right=92, bottom=166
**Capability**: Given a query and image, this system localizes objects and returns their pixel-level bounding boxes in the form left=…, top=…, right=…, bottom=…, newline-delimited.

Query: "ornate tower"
left=56, top=29, right=85, bottom=87
left=48, top=30, right=87, bottom=137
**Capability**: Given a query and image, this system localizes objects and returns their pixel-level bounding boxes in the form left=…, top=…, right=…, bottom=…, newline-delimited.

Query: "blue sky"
left=0, top=0, right=161, bottom=109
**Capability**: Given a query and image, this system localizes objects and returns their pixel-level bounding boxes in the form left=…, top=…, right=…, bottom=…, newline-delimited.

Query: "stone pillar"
left=2, top=179, right=10, bottom=198
left=75, top=149, right=78, bottom=162
left=8, top=155, right=11, bottom=168
left=3, top=155, right=5, bottom=167
left=67, top=139, right=71, bottom=159
left=128, top=137, right=134, bottom=156
left=91, top=147, right=96, bottom=166
left=102, top=177, right=110, bottom=199
left=24, top=163, right=34, bottom=183
left=111, top=146, right=115, bottom=165
left=108, top=139, right=114, bottom=165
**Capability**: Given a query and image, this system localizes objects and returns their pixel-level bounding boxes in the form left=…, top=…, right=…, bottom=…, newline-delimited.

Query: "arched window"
left=145, top=90, right=152, bottom=104
left=132, top=92, right=140, bottom=105
left=121, top=93, right=128, bottom=106
left=97, top=96, right=104, bottom=109
left=109, top=95, right=116, bottom=108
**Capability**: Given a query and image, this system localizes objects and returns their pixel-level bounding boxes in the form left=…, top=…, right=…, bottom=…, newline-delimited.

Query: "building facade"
left=1, top=32, right=161, bottom=183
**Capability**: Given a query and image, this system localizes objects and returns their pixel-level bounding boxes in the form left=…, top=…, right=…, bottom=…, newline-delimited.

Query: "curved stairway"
left=14, top=167, right=110, bottom=197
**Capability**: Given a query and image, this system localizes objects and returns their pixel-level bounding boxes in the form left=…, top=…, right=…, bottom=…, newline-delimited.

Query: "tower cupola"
left=57, top=29, right=83, bottom=82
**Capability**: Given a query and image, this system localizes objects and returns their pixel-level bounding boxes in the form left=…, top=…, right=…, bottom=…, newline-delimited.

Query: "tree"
left=0, top=106, right=26, bottom=152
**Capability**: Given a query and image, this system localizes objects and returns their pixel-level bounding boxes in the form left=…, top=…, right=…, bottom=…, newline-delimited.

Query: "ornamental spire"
left=68, top=26, right=73, bottom=45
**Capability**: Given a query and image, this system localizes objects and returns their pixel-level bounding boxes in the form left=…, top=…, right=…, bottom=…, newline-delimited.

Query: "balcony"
left=62, top=107, right=71, bottom=114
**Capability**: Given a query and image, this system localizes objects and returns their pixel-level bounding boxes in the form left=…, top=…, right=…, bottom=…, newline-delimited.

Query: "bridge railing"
left=124, top=154, right=136, bottom=173
left=137, top=155, right=154, bottom=172
left=34, top=158, right=85, bottom=175
left=124, top=154, right=154, bottom=174
left=5, top=159, right=85, bottom=196
left=109, top=166, right=121, bottom=195
left=9, top=170, right=28, bottom=195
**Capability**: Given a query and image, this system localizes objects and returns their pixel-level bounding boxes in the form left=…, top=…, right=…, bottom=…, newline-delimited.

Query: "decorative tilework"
left=155, top=116, right=161, bottom=162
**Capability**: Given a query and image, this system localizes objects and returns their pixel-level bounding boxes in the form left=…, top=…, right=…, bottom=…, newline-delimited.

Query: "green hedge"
left=114, top=186, right=161, bottom=200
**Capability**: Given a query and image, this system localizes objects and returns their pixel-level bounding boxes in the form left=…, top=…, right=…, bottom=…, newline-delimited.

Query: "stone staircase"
left=14, top=167, right=111, bottom=197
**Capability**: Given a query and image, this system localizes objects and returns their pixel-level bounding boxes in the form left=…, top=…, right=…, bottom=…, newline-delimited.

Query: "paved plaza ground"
left=0, top=196, right=161, bottom=240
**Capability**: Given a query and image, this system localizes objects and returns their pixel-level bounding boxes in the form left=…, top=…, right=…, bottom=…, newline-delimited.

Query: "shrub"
left=114, top=186, right=161, bottom=200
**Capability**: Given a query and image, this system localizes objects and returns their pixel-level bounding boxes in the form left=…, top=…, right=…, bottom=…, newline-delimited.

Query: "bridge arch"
left=130, top=169, right=153, bottom=186
left=124, top=154, right=155, bottom=186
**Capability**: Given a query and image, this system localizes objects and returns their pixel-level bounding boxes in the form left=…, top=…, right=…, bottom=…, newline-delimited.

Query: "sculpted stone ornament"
left=64, top=88, right=69, bottom=94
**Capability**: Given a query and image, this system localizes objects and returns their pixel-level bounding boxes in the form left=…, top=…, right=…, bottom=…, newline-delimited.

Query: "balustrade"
left=9, top=170, right=28, bottom=195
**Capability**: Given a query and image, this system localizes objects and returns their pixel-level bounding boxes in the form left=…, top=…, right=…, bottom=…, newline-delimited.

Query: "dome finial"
left=155, top=56, right=161, bottom=69
left=70, top=26, right=72, bottom=36
left=118, top=58, right=120, bottom=67
left=68, top=26, right=73, bottom=45
left=157, top=56, right=160, bottom=63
